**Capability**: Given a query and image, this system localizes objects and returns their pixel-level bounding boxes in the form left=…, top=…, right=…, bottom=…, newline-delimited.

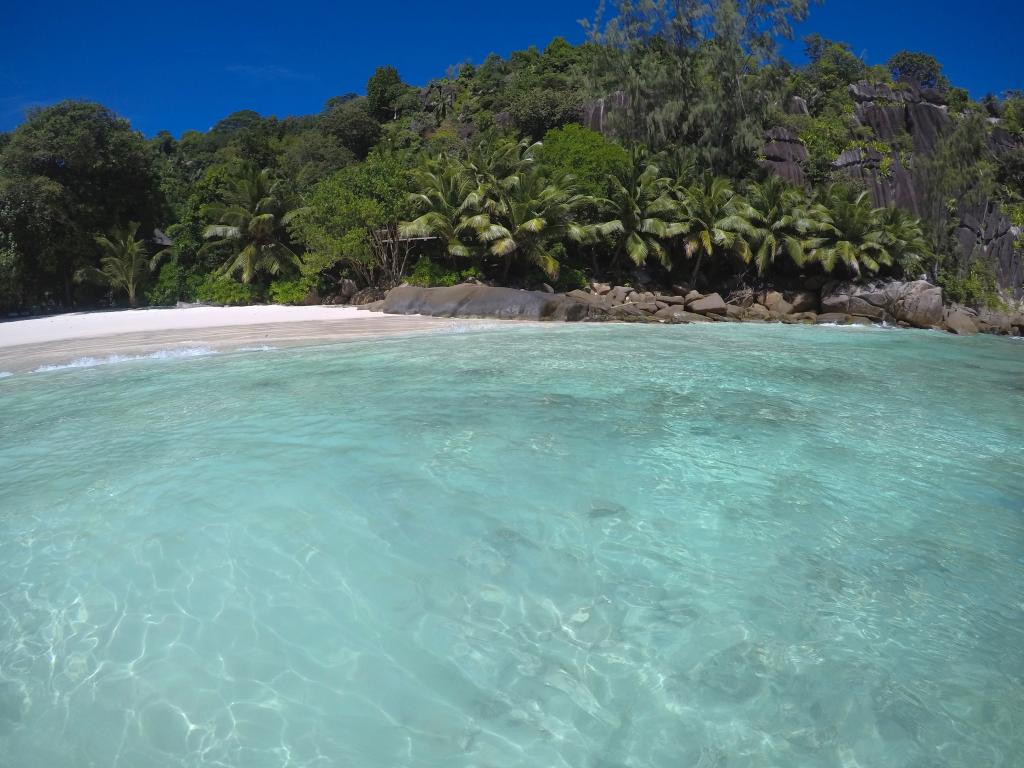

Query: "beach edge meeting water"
left=2, top=279, right=1022, bottom=374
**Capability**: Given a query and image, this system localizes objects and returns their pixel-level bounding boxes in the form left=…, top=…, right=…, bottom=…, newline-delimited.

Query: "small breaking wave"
left=0, top=371, right=13, bottom=379
left=236, top=345, right=279, bottom=352
left=34, top=347, right=217, bottom=373
left=442, top=321, right=530, bottom=334
left=815, top=322, right=892, bottom=331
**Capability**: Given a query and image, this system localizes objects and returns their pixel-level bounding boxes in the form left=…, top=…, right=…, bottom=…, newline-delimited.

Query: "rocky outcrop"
left=379, top=284, right=751, bottom=324
left=381, top=285, right=597, bottom=321
left=848, top=82, right=951, bottom=154
left=350, top=287, right=386, bottom=306
left=761, top=127, right=809, bottom=185
left=762, top=81, right=1024, bottom=299
left=687, top=293, right=727, bottom=315
left=374, top=280, right=1022, bottom=336
left=893, top=282, right=944, bottom=328
left=820, top=279, right=944, bottom=328
left=943, top=308, right=979, bottom=335
left=955, top=202, right=1022, bottom=295
left=843, top=83, right=1022, bottom=298
left=583, top=91, right=628, bottom=135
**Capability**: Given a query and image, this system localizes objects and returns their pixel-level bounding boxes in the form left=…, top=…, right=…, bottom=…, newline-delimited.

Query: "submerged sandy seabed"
left=0, top=305, right=479, bottom=373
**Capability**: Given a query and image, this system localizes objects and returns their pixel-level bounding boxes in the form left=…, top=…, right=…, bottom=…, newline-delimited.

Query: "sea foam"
left=33, top=346, right=217, bottom=373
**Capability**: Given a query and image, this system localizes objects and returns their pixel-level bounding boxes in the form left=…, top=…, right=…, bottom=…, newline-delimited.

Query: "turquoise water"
left=0, top=324, right=1022, bottom=768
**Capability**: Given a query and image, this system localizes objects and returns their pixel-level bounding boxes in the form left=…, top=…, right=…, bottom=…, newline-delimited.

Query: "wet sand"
left=0, top=306, right=475, bottom=373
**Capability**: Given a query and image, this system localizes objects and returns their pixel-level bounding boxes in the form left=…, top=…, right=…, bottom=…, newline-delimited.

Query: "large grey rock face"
left=761, top=127, right=809, bottom=185
left=382, top=285, right=597, bottom=321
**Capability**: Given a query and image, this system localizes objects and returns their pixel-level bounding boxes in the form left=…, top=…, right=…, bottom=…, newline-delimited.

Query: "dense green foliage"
left=195, top=275, right=256, bottom=306
left=268, top=276, right=317, bottom=305
left=1, top=0, right=1020, bottom=312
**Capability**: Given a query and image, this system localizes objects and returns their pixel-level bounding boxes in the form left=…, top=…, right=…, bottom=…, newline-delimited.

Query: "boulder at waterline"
left=789, top=291, right=819, bottom=313
left=821, top=280, right=944, bottom=329
left=944, top=308, right=979, bottom=336
left=381, top=285, right=597, bottom=321
left=688, top=293, right=728, bottom=315
left=744, top=303, right=771, bottom=321
left=654, top=306, right=712, bottom=323
left=893, top=282, right=943, bottom=328
left=815, top=313, right=853, bottom=325
left=847, top=296, right=886, bottom=321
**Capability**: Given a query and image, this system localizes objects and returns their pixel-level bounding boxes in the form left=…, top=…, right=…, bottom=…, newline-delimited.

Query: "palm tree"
left=75, top=221, right=154, bottom=307
left=202, top=161, right=306, bottom=284
left=677, top=174, right=757, bottom=287
left=744, top=175, right=816, bottom=277
left=877, top=205, right=931, bottom=276
left=401, top=156, right=485, bottom=259
left=592, top=150, right=685, bottom=277
left=804, top=188, right=893, bottom=277
left=475, top=168, right=592, bottom=282
left=465, top=137, right=539, bottom=193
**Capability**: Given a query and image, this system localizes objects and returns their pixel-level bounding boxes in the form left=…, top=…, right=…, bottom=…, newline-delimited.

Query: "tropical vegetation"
left=1, top=0, right=1021, bottom=311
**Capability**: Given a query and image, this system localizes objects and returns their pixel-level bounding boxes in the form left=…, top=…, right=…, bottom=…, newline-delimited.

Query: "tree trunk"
left=612, top=243, right=625, bottom=284
left=689, top=251, right=705, bottom=288
left=501, top=253, right=512, bottom=286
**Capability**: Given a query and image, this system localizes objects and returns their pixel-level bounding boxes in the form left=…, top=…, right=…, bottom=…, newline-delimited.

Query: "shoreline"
left=2, top=298, right=1020, bottom=376
left=0, top=305, right=485, bottom=373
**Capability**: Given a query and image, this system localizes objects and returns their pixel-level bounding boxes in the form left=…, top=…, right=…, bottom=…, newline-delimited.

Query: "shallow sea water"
left=0, top=323, right=1022, bottom=767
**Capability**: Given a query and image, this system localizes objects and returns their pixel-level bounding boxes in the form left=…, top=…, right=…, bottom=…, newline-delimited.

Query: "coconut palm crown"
left=74, top=221, right=155, bottom=307
left=202, top=161, right=306, bottom=284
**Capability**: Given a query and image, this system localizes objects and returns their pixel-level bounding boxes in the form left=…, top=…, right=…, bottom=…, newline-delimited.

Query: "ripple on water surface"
left=0, top=324, right=1022, bottom=767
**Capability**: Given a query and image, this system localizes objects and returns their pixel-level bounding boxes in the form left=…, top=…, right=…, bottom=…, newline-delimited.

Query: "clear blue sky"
left=2, top=0, right=1021, bottom=137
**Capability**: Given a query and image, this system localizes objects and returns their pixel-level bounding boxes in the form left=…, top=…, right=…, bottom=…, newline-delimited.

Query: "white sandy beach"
left=0, top=305, right=471, bottom=373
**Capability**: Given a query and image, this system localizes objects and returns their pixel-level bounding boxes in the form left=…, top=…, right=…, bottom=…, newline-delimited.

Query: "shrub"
left=269, top=276, right=316, bottom=305
left=787, top=112, right=854, bottom=185
left=146, top=259, right=185, bottom=306
left=195, top=275, right=255, bottom=305
left=554, top=266, right=588, bottom=292
left=939, top=262, right=1005, bottom=309
left=406, top=257, right=484, bottom=287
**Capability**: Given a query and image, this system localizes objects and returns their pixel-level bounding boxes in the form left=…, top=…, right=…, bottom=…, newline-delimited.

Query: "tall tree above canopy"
left=887, top=51, right=948, bottom=90
left=585, top=0, right=812, bottom=174
left=366, top=66, right=407, bottom=122
left=2, top=101, right=161, bottom=229
left=0, top=100, right=162, bottom=305
left=320, top=100, right=382, bottom=159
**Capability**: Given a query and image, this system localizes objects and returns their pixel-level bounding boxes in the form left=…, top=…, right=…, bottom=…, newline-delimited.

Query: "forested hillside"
left=1, top=0, right=1022, bottom=312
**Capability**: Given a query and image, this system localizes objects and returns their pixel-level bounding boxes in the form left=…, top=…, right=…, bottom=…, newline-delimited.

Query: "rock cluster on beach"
left=367, top=280, right=1024, bottom=337
left=379, top=284, right=594, bottom=320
